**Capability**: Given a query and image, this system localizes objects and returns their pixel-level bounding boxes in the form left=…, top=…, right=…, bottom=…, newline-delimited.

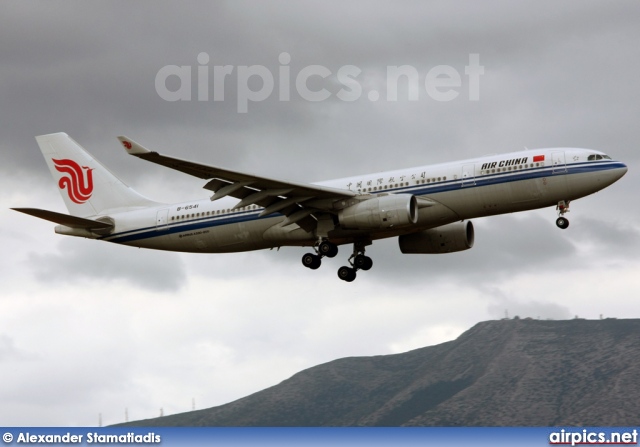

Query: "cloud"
left=27, top=238, right=187, bottom=292
left=570, top=217, right=640, bottom=261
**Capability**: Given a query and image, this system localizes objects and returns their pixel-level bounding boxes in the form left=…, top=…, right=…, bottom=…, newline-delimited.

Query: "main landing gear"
left=301, top=240, right=373, bottom=282
left=337, top=245, right=373, bottom=283
left=301, top=240, right=339, bottom=270
left=555, top=200, right=570, bottom=230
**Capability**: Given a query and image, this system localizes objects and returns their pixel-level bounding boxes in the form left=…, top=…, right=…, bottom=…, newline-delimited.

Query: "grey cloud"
left=570, top=217, right=640, bottom=262
left=4, top=0, right=640, bottom=181
left=572, top=217, right=640, bottom=247
left=27, top=239, right=187, bottom=292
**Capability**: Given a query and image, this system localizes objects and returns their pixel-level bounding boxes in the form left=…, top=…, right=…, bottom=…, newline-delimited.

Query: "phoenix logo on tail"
left=52, top=158, right=94, bottom=204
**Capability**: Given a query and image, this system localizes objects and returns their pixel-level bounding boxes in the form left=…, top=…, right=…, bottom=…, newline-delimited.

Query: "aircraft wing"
left=118, top=136, right=359, bottom=231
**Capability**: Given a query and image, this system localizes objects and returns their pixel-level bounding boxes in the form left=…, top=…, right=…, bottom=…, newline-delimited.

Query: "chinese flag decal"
left=533, top=155, right=545, bottom=162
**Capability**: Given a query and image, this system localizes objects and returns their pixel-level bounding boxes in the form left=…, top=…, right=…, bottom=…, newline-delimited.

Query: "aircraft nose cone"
left=618, top=162, right=628, bottom=177
left=611, top=161, right=628, bottom=182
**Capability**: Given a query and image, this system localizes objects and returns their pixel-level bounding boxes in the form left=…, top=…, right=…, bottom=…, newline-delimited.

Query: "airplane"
left=12, top=133, right=627, bottom=282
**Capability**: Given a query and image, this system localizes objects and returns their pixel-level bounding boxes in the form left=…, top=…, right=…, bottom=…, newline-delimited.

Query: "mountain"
left=120, top=318, right=640, bottom=426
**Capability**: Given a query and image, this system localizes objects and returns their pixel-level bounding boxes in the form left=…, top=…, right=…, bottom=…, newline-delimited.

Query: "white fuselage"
left=82, top=147, right=627, bottom=253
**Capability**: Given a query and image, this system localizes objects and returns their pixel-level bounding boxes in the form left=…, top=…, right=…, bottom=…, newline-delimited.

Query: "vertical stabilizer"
left=35, top=132, right=160, bottom=217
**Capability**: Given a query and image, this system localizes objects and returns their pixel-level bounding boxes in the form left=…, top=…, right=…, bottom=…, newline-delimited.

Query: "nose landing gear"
left=556, top=200, right=570, bottom=229
left=556, top=216, right=569, bottom=229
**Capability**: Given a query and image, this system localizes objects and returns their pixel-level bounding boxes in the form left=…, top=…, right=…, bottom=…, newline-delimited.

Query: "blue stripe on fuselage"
left=101, top=209, right=268, bottom=244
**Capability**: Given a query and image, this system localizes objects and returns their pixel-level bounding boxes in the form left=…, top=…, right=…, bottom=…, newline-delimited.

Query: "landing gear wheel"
left=302, top=253, right=322, bottom=269
left=354, top=254, right=373, bottom=271
left=555, top=200, right=570, bottom=229
left=556, top=217, right=569, bottom=230
left=318, top=241, right=338, bottom=258
left=338, top=266, right=357, bottom=282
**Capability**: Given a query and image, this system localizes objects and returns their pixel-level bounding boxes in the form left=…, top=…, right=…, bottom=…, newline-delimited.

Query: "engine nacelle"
left=338, top=194, right=418, bottom=230
left=398, top=221, right=474, bottom=254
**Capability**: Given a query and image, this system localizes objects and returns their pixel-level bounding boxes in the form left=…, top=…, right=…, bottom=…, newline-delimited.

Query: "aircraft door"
left=552, top=152, right=567, bottom=174
left=461, top=164, right=476, bottom=187
left=156, top=209, right=169, bottom=230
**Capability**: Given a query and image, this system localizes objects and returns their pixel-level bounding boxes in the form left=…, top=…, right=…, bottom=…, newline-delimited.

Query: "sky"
left=1, top=0, right=640, bottom=426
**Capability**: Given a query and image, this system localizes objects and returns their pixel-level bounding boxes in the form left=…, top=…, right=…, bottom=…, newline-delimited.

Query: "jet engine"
left=338, top=194, right=418, bottom=230
left=398, top=220, right=474, bottom=254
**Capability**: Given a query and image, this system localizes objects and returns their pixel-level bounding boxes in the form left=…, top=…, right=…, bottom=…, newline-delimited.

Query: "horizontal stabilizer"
left=11, top=208, right=114, bottom=230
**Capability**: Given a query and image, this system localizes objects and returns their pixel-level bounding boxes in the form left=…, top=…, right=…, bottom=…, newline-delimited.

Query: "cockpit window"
left=588, top=154, right=611, bottom=161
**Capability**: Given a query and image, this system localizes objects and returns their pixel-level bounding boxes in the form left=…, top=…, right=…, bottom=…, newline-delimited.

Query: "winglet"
left=117, top=136, right=152, bottom=155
